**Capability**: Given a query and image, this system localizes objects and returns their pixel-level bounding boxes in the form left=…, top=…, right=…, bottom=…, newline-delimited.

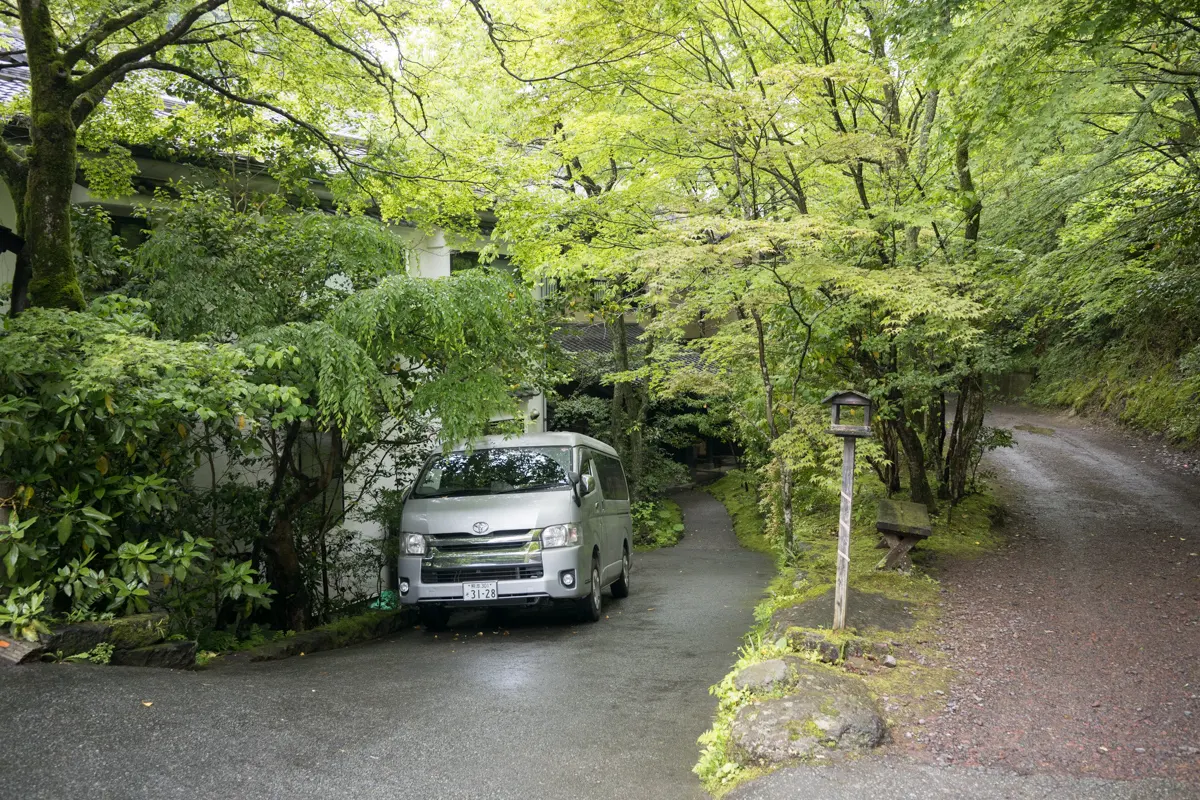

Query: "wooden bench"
left=875, top=499, right=932, bottom=572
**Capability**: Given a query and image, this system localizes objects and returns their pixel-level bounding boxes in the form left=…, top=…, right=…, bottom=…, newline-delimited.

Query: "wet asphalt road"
left=0, top=490, right=771, bottom=800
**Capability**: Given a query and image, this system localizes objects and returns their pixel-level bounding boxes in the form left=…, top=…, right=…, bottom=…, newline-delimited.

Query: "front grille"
left=421, top=565, right=544, bottom=584
left=430, top=531, right=534, bottom=552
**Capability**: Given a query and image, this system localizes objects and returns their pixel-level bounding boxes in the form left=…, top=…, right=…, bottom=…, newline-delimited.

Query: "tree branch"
left=70, top=0, right=230, bottom=97
left=62, top=0, right=170, bottom=70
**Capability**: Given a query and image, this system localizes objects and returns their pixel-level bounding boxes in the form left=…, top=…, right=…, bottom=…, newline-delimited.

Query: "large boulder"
left=730, top=662, right=886, bottom=765
left=109, top=640, right=197, bottom=669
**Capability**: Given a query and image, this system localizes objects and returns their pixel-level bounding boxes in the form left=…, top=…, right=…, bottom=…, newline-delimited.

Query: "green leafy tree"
left=0, top=0, right=455, bottom=313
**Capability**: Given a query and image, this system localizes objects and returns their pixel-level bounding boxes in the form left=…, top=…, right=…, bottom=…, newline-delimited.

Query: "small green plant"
left=631, top=499, right=685, bottom=550
left=63, top=642, right=115, bottom=665
left=0, top=582, right=51, bottom=641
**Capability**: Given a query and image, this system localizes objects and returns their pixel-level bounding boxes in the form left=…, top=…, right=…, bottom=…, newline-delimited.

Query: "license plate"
left=462, top=581, right=498, bottom=601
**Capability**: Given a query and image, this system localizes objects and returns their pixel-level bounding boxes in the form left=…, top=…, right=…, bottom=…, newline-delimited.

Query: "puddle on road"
left=1014, top=424, right=1056, bottom=436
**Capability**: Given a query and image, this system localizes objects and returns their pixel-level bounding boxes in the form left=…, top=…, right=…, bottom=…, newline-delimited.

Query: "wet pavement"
left=0, top=490, right=772, bottom=800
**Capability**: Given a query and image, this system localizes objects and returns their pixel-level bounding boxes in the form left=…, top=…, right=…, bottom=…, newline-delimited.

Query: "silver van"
left=397, top=432, right=633, bottom=629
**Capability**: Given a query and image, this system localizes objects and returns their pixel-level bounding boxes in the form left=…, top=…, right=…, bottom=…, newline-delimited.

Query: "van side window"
left=580, top=453, right=600, bottom=494
left=597, top=454, right=629, bottom=501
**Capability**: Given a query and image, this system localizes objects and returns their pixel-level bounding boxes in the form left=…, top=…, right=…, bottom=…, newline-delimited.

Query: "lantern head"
left=822, top=390, right=873, bottom=438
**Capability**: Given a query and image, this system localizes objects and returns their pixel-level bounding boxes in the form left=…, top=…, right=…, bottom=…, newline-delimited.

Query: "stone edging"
left=200, top=608, right=415, bottom=668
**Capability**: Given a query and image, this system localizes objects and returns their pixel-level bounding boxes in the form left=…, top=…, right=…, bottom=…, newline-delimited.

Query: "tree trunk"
left=610, top=314, right=646, bottom=499
left=892, top=407, right=933, bottom=508
left=869, top=420, right=901, bottom=495
left=18, top=1, right=85, bottom=311
left=955, top=128, right=982, bottom=254
left=751, top=309, right=794, bottom=550
left=945, top=374, right=986, bottom=501
left=925, top=392, right=947, bottom=494
left=0, top=478, right=13, bottom=529
left=778, top=459, right=794, bottom=546
left=24, top=116, right=83, bottom=310
left=263, top=514, right=310, bottom=631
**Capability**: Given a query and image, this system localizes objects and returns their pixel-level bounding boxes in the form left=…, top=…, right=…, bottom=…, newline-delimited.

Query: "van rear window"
left=413, top=446, right=574, bottom=498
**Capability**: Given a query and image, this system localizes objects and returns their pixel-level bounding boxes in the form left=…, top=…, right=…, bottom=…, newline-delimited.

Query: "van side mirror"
left=581, top=473, right=596, bottom=495
left=568, top=470, right=583, bottom=506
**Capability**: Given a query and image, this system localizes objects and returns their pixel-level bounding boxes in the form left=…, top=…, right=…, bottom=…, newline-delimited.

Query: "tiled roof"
left=555, top=321, right=646, bottom=355
left=554, top=322, right=705, bottom=368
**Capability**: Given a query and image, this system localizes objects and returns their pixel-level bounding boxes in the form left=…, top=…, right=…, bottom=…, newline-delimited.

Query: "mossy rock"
left=730, top=662, right=885, bottom=765
left=109, top=639, right=196, bottom=669
left=38, top=621, right=113, bottom=659
left=108, top=612, right=169, bottom=650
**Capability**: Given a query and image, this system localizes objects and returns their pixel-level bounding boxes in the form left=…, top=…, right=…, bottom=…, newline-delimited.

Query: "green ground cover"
left=695, top=472, right=999, bottom=795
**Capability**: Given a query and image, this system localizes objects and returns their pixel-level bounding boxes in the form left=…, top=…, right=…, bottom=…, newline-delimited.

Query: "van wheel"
left=610, top=548, right=631, bottom=599
left=576, top=559, right=602, bottom=623
left=420, top=605, right=450, bottom=631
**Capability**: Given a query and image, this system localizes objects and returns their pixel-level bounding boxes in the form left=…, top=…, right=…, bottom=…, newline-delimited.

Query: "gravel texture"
left=729, top=759, right=1194, bottom=800
left=908, top=406, right=1200, bottom=783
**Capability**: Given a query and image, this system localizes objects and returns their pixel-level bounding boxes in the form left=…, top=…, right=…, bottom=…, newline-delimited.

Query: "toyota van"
left=396, top=432, right=633, bottom=629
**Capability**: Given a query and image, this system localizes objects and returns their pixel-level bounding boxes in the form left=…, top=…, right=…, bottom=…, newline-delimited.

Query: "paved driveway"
left=0, top=490, right=771, bottom=800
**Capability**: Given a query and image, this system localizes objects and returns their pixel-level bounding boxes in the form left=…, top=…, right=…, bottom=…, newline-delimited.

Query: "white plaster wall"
left=389, top=225, right=450, bottom=278
left=0, top=182, right=16, bottom=314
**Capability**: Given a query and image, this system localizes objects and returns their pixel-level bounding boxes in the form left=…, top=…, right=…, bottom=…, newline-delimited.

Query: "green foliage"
left=631, top=499, right=685, bottom=551
left=61, top=642, right=115, bottom=665
left=0, top=301, right=285, bottom=624
left=133, top=187, right=410, bottom=340
left=0, top=580, right=51, bottom=641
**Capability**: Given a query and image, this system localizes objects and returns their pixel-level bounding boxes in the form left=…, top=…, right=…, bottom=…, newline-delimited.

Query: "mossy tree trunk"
left=5, top=0, right=86, bottom=312
left=944, top=374, right=986, bottom=502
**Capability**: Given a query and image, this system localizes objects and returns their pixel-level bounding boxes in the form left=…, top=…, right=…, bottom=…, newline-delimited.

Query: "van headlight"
left=401, top=532, right=428, bottom=556
left=540, top=524, right=580, bottom=548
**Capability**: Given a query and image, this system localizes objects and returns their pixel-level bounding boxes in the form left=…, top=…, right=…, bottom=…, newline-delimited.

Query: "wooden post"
left=833, top=435, right=855, bottom=630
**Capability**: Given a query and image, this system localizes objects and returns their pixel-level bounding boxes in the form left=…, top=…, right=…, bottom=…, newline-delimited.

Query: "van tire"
left=576, top=559, right=602, bottom=623
left=610, top=547, right=631, bottom=599
left=420, top=605, right=451, bottom=631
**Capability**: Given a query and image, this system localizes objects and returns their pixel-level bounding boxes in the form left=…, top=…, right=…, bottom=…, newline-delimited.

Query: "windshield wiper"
left=497, top=483, right=568, bottom=494
left=414, top=488, right=495, bottom=499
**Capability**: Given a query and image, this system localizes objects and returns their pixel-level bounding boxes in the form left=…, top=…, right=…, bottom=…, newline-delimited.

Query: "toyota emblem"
left=471, top=521, right=489, bottom=535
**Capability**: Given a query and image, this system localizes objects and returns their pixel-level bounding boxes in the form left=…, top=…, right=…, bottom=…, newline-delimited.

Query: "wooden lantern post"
left=822, top=390, right=873, bottom=630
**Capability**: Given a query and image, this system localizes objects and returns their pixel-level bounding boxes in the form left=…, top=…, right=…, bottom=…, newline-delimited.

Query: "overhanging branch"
left=70, top=0, right=230, bottom=97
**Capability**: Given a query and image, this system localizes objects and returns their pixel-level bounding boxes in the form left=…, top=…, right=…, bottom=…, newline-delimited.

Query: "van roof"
left=452, top=431, right=620, bottom=459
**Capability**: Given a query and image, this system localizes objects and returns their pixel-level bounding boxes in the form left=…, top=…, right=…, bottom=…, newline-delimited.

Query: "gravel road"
left=911, top=406, right=1200, bottom=782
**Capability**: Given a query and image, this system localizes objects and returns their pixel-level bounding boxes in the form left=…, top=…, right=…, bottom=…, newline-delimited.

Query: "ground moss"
left=1032, top=346, right=1200, bottom=444
left=695, top=469, right=1000, bottom=795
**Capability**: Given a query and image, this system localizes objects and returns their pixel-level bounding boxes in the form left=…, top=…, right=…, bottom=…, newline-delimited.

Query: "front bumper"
left=397, top=545, right=589, bottom=605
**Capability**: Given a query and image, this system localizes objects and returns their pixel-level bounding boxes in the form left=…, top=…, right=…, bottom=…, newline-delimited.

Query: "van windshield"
left=412, top=446, right=574, bottom=498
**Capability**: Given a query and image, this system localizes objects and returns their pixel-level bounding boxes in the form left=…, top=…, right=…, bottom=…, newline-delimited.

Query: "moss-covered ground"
left=1031, top=347, right=1200, bottom=445
left=694, top=471, right=999, bottom=796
